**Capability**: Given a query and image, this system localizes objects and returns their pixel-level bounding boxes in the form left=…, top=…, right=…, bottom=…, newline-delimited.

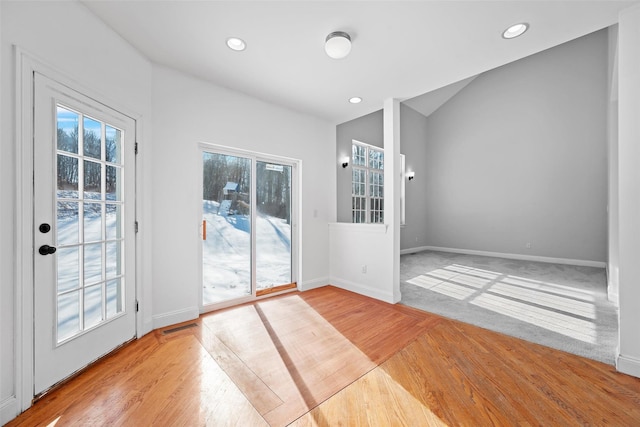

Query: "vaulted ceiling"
left=82, top=1, right=638, bottom=124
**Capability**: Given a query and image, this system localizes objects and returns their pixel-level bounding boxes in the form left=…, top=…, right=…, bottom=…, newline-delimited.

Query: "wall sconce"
left=341, top=156, right=350, bottom=168
left=407, top=171, right=415, bottom=181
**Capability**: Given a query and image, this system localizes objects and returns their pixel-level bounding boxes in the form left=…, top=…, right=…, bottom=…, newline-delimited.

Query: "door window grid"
left=351, top=142, right=384, bottom=224
left=55, top=104, right=125, bottom=343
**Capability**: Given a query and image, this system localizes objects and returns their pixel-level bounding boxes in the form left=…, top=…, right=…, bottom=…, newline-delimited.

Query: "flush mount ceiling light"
left=325, top=31, right=352, bottom=59
left=349, top=97, right=362, bottom=104
left=226, top=37, right=246, bottom=51
left=502, top=23, right=529, bottom=39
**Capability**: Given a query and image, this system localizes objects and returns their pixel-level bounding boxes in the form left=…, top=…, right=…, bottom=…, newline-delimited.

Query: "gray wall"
left=336, top=109, right=383, bottom=223
left=400, top=104, right=430, bottom=250
left=423, top=29, right=608, bottom=262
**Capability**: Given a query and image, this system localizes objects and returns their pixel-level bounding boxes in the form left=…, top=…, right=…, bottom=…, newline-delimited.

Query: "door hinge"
left=136, top=300, right=139, bottom=312
left=135, top=221, right=139, bottom=233
left=135, top=142, right=139, bottom=155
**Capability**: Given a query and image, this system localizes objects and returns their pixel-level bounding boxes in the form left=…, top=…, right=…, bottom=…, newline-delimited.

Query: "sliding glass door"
left=201, top=147, right=296, bottom=307
left=202, top=152, right=252, bottom=305
left=256, top=161, right=293, bottom=293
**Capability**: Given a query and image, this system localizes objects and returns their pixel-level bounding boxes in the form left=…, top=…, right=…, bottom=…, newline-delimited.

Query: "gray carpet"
left=400, top=250, right=618, bottom=364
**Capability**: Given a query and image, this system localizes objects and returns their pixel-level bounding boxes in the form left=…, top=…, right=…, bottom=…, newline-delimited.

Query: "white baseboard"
left=141, top=319, right=154, bottom=336
left=1, top=396, right=18, bottom=425
left=152, top=306, right=200, bottom=330
left=617, top=354, right=640, bottom=378
left=401, top=245, right=606, bottom=268
left=400, top=245, right=433, bottom=255
left=330, top=277, right=395, bottom=304
left=299, top=276, right=329, bottom=292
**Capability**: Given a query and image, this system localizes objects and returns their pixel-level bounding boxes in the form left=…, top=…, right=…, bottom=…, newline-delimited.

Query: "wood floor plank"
left=198, top=320, right=284, bottom=415
left=296, top=313, right=640, bottom=426
left=7, top=286, right=640, bottom=427
left=202, top=292, right=383, bottom=426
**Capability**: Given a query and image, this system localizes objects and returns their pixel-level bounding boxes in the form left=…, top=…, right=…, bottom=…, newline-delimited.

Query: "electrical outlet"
left=526, top=242, right=532, bottom=248
left=362, top=265, right=367, bottom=274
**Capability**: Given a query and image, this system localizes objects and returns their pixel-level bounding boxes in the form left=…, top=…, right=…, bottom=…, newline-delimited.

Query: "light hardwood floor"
left=7, top=286, right=640, bottom=426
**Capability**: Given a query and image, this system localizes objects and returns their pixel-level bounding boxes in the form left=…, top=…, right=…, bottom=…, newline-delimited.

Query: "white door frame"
left=14, top=48, right=145, bottom=412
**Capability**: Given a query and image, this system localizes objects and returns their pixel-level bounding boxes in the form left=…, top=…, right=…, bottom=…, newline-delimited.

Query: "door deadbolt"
left=39, top=223, right=51, bottom=233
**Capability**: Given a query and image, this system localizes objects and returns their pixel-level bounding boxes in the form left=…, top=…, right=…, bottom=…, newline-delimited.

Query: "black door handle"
left=39, top=245, right=57, bottom=255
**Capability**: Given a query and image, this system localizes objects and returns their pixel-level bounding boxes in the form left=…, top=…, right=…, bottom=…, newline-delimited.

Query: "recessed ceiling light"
left=226, top=37, right=246, bottom=51
left=502, top=23, right=529, bottom=39
left=349, top=97, right=362, bottom=104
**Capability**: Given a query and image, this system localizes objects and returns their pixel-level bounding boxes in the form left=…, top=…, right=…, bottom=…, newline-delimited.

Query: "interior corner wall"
left=1, top=1, right=153, bottom=422
left=399, top=104, right=429, bottom=251
left=422, top=29, right=608, bottom=263
left=335, top=109, right=383, bottom=223
left=150, top=66, right=334, bottom=327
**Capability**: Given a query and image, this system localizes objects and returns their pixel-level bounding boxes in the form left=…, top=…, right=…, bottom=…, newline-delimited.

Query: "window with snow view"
left=351, top=141, right=384, bottom=224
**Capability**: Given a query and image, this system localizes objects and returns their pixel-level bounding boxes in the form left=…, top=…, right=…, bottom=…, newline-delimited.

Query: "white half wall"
left=329, top=223, right=396, bottom=302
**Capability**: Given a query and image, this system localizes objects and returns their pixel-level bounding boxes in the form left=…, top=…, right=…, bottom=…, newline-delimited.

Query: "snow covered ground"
left=56, top=191, right=122, bottom=341
left=55, top=195, right=292, bottom=339
left=202, top=200, right=291, bottom=304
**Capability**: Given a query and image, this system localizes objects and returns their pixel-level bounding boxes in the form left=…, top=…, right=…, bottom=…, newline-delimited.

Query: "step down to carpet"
left=162, top=323, right=198, bottom=335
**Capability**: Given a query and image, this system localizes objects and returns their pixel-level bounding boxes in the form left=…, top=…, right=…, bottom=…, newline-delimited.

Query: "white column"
left=384, top=98, right=401, bottom=303
left=617, top=3, right=640, bottom=378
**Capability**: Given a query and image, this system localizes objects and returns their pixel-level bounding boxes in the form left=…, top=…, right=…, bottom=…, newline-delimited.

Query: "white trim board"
left=152, top=307, right=200, bottom=330
left=329, top=277, right=396, bottom=304
left=617, top=354, right=640, bottom=378
left=299, top=277, right=329, bottom=292
left=0, top=397, right=18, bottom=425
left=400, top=245, right=606, bottom=268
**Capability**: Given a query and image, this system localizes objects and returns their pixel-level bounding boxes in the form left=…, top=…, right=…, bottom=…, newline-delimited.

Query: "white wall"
left=150, top=66, right=334, bottom=328
left=399, top=104, right=430, bottom=252
left=1, top=1, right=153, bottom=422
left=616, top=4, right=640, bottom=378
left=422, top=30, right=608, bottom=264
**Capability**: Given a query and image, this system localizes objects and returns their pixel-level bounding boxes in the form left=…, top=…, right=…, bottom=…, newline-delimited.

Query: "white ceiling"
left=82, top=0, right=638, bottom=124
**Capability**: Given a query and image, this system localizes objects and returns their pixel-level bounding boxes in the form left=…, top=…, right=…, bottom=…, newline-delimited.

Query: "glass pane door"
left=256, top=161, right=293, bottom=292
left=56, top=105, right=125, bottom=343
left=202, top=152, right=252, bottom=304
left=34, top=73, right=136, bottom=395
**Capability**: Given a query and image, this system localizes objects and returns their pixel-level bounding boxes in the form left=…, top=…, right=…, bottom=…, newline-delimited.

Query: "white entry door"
left=33, top=73, right=137, bottom=394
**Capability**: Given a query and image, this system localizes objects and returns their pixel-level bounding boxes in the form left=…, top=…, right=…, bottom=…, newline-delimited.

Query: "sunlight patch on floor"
left=489, top=282, right=596, bottom=319
left=46, top=417, right=61, bottom=427
left=408, top=263, right=600, bottom=344
left=471, top=293, right=597, bottom=343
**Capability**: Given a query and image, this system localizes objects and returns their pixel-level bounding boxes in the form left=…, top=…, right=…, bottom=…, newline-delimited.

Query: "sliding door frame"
left=198, top=142, right=300, bottom=313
